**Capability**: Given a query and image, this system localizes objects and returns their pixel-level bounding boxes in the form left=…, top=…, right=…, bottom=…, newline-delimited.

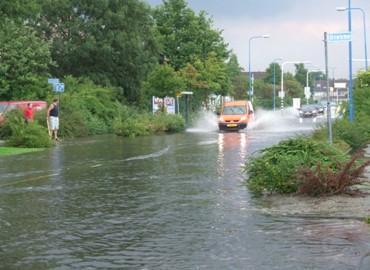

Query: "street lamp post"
left=280, top=60, right=311, bottom=110
left=248, top=35, right=270, bottom=101
left=337, top=6, right=368, bottom=71
left=272, top=58, right=283, bottom=111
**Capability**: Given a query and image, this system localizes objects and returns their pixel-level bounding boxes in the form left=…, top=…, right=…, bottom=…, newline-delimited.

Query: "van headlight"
left=240, top=116, right=247, bottom=121
left=219, top=116, right=224, bottom=122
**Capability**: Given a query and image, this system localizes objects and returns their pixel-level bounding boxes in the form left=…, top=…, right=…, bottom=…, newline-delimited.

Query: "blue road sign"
left=327, top=32, right=352, bottom=43
left=54, top=83, right=65, bottom=93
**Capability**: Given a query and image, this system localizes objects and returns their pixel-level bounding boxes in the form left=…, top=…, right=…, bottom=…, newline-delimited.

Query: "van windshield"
left=223, top=106, right=247, bottom=115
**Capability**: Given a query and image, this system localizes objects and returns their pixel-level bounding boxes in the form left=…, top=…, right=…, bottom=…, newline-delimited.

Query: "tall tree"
left=264, top=62, right=282, bottom=85
left=143, top=64, right=185, bottom=98
left=226, top=53, right=246, bottom=99
left=153, top=0, right=228, bottom=70
left=0, top=0, right=40, bottom=22
left=33, top=0, right=159, bottom=103
left=0, top=19, right=52, bottom=100
left=294, top=63, right=308, bottom=87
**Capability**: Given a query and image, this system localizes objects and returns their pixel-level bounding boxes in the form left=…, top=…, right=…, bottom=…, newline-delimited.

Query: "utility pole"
left=324, top=32, right=333, bottom=145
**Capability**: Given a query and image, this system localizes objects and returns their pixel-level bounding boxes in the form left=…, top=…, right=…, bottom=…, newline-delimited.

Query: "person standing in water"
left=47, top=99, right=60, bottom=140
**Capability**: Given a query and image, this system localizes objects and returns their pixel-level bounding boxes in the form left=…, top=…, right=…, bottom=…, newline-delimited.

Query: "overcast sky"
left=146, top=0, right=370, bottom=78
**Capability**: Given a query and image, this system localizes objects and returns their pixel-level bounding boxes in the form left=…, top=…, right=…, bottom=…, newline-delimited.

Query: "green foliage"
left=113, top=110, right=185, bottom=138
left=0, top=147, right=43, bottom=156
left=297, top=153, right=370, bottom=196
left=151, top=113, right=185, bottom=133
left=1, top=110, right=51, bottom=148
left=254, top=76, right=276, bottom=109
left=284, top=79, right=304, bottom=98
left=335, top=117, right=370, bottom=151
left=227, top=54, right=247, bottom=99
left=57, top=77, right=120, bottom=137
left=294, top=63, right=308, bottom=87
left=245, top=137, right=348, bottom=195
left=357, top=70, right=370, bottom=88
left=33, top=0, right=159, bottom=103
left=153, top=0, right=228, bottom=70
left=0, top=0, right=40, bottom=21
left=230, top=74, right=248, bottom=100
left=178, top=53, right=231, bottom=110
left=365, top=216, right=370, bottom=224
left=0, top=19, right=52, bottom=100
left=354, top=72, right=370, bottom=118
left=113, top=116, right=151, bottom=138
left=263, top=62, right=281, bottom=85
left=143, top=64, right=185, bottom=98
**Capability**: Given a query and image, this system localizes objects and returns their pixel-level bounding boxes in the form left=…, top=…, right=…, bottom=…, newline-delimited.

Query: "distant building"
left=312, top=79, right=348, bottom=103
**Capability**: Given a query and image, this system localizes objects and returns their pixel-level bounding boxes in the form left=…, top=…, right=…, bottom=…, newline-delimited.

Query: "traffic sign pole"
left=324, top=32, right=333, bottom=145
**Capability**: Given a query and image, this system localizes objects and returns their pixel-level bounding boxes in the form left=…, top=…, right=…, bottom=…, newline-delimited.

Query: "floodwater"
left=0, top=110, right=369, bottom=270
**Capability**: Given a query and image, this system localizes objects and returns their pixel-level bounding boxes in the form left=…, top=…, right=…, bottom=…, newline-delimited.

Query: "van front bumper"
left=218, top=123, right=247, bottom=130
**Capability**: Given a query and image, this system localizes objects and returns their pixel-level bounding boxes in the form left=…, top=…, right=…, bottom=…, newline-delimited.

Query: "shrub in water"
left=245, top=137, right=348, bottom=195
left=297, top=153, right=370, bottom=196
left=2, top=110, right=51, bottom=148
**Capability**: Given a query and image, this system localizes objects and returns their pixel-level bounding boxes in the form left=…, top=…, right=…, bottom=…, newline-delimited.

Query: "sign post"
left=324, top=32, right=333, bottom=144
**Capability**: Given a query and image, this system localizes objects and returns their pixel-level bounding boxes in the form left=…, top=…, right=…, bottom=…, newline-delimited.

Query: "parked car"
left=298, top=104, right=319, bottom=118
left=0, top=101, right=47, bottom=125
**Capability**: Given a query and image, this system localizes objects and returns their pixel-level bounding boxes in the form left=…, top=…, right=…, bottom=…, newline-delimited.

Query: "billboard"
left=152, top=96, right=175, bottom=114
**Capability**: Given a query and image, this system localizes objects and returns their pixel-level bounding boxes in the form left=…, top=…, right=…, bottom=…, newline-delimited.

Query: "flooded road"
left=0, top=113, right=369, bottom=269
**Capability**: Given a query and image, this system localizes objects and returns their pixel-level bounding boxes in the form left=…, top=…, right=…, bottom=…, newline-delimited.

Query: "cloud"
left=146, top=0, right=370, bottom=77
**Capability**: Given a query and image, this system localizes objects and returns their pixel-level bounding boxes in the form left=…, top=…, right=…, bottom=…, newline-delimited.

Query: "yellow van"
left=218, top=100, right=253, bottom=131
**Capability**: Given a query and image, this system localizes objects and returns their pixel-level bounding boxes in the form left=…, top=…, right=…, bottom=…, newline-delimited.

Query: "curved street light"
left=248, top=35, right=270, bottom=101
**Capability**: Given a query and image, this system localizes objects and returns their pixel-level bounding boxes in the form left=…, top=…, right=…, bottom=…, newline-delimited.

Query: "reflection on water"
left=0, top=133, right=368, bottom=270
left=217, top=132, right=249, bottom=178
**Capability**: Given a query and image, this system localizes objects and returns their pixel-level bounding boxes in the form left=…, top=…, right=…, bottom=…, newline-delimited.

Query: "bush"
left=333, top=116, right=370, bottom=151
left=1, top=110, right=51, bottom=148
left=297, top=153, right=370, bottom=196
left=245, top=137, right=349, bottom=195
left=150, top=113, right=185, bottom=133
left=113, top=116, right=150, bottom=137
left=113, top=112, right=185, bottom=137
left=55, top=76, right=121, bottom=138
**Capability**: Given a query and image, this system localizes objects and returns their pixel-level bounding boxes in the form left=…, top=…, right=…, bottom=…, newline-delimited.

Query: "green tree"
left=231, top=74, right=248, bottom=100
left=254, top=80, right=274, bottom=108
left=264, top=62, right=282, bottom=85
left=294, top=63, right=308, bottom=87
left=285, top=79, right=304, bottom=98
left=226, top=54, right=242, bottom=79
left=0, top=19, right=52, bottom=100
left=180, top=53, right=230, bottom=107
left=226, top=53, right=247, bottom=99
left=143, top=64, right=185, bottom=98
left=34, top=0, right=159, bottom=103
left=153, top=0, right=228, bottom=70
left=0, top=0, right=40, bottom=22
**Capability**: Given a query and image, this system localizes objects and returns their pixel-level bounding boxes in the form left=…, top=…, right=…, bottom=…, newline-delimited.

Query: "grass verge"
left=0, top=147, right=44, bottom=156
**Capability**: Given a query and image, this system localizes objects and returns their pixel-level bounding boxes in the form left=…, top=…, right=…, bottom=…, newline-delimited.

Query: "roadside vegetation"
left=245, top=70, right=370, bottom=197
left=0, top=0, right=327, bottom=150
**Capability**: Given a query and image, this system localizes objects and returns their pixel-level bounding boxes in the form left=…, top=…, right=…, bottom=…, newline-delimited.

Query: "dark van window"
left=223, top=106, right=246, bottom=115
